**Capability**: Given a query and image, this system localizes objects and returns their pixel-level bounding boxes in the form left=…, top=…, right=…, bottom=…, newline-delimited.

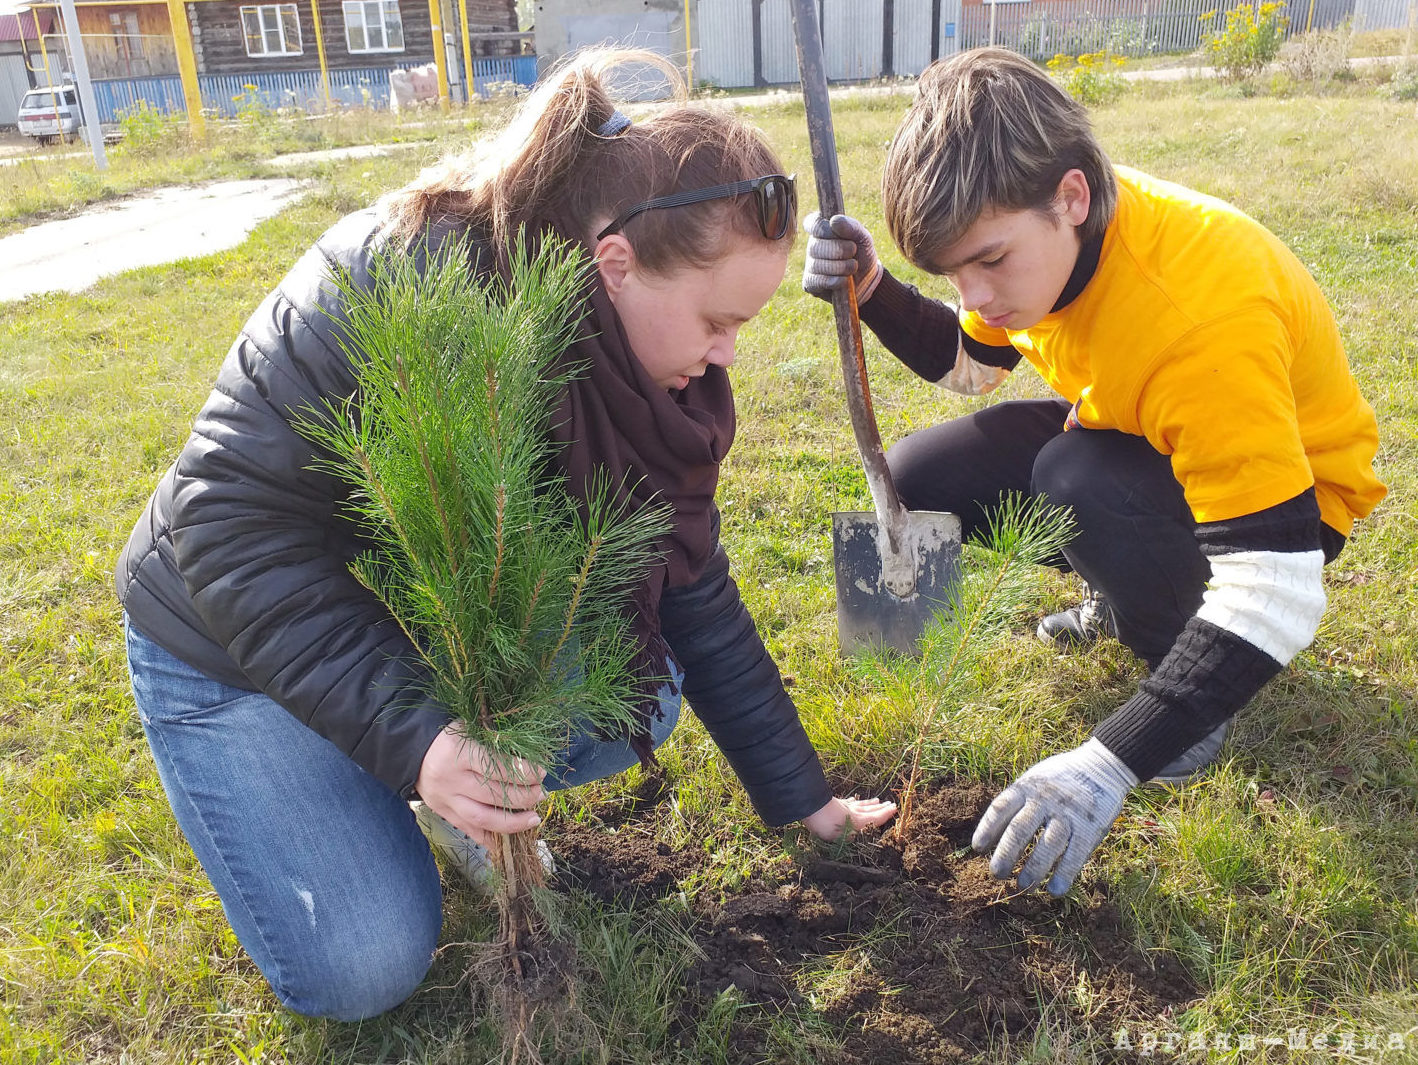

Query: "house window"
left=110, top=11, right=143, bottom=59
left=343, top=0, right=404, bottom=53
left=240, top=4, right=303, bottom=57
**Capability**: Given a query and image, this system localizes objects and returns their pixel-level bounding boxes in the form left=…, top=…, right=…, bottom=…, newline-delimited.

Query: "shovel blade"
left=832, top=510, right=962, bottom=656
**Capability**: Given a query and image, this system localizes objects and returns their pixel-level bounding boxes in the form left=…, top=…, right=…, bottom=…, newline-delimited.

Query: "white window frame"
left=240, top=3, right=303, bottom=57
left=342, top=0, right=405, bottom=54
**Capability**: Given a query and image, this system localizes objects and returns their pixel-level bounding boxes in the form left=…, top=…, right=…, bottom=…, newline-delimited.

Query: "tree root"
left=465, top=828, right=577, bottom=1062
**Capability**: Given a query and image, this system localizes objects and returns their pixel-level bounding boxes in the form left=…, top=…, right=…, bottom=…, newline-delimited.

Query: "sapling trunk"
left=299, top=232, right=671, bottom=1007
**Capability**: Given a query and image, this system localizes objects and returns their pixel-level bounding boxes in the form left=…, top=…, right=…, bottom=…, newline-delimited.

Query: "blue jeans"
left=124, top=615, right=681, bottom=1021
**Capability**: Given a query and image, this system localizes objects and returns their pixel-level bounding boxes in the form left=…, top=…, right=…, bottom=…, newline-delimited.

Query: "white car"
left=17, top=86, right=82, bottom=145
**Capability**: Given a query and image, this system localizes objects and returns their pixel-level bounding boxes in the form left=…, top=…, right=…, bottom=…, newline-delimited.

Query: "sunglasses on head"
left=596, top=173, right=797, bottom=243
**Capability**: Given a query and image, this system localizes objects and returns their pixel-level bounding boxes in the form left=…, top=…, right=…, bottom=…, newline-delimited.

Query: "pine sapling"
left=299, top=233, right=672, bottom=997
left=850, top=493, right=1077, bottom=838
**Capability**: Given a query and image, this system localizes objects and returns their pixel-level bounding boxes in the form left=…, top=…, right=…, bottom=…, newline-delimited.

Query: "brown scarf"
left=548, top=278, right=735, bottom=761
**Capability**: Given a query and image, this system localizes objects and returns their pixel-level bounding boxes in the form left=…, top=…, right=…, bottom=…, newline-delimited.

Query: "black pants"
left=886, top=399, right=1339, bottom=669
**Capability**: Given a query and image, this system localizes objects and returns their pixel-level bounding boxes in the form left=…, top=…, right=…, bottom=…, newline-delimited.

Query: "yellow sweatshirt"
left=958, top=166, right=1385, bottom=536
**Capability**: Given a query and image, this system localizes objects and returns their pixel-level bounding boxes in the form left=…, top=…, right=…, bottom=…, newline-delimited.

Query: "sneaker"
left=1147, top=721, right=1230, bottom=786
left=1036, top=586, right=1116, bottom=647
left=412, top=801, right=554, bottom=889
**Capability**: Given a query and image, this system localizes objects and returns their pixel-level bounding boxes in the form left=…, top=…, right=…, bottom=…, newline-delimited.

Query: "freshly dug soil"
left=550, top=779, right=1198, bottom=1063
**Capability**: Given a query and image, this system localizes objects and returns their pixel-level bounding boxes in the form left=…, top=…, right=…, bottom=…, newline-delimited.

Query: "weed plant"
left=1279, top=24, right=1356, bottom=83
left=1048, top=52, right=1132, bottom=105
left=1200, top=1, right=1292, bottom=79
left=112, top=101, right=189, bottom=159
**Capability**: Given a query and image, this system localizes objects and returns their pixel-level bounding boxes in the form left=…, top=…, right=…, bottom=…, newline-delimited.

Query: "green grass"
left=4, top=79, right=1418, bottom=1062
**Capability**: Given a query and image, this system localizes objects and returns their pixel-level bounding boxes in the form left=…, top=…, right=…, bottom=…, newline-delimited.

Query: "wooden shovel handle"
left=788, top=0, right=906, bottom=554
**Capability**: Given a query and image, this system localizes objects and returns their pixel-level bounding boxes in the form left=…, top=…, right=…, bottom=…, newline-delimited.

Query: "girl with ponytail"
left=116, top=47, right=896, bottom=1021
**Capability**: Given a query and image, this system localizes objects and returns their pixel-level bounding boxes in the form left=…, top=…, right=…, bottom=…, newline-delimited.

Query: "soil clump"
left=551, top=779, right=1197, bottom=1063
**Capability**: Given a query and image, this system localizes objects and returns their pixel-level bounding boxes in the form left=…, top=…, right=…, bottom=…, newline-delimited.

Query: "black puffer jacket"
left=116, top=209, right=832, bottom=826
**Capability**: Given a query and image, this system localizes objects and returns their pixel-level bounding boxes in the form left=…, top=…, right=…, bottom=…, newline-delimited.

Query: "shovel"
left=788, top=0, right=961, bottom=656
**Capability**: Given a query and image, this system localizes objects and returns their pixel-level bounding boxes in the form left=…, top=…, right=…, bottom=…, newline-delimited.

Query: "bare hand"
left=415, top=727, right=547, bottom=849
left=800, top=794, right=898, bottom=841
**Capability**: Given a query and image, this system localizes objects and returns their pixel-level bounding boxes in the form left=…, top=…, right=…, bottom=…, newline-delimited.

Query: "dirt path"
left=265, top=141, right=425, bottom=168
left=0, top=146, right=87, bottom=168
left=0, top=178, right=307, bottom=303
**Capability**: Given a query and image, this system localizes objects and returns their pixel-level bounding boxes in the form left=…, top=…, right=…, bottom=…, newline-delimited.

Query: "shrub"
left=1102, top=18, right=1158, bottom=55
left=1386, top=67, right=1418, bottom=100
left=1047, top=52, right=1131, bottom=106
left=1200, top=2, right=1291, bottom=80
left=65, top=168, right=109, bottom=204
left=114, top=100, right=185, bottom=158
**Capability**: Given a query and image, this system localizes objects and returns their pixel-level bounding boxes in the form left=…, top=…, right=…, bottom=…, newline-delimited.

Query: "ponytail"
left=380, top=47, right=793, bottom=273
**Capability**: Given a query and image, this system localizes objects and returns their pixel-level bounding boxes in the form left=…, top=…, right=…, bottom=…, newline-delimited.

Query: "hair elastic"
left=597, top=110, right=632, bottom=138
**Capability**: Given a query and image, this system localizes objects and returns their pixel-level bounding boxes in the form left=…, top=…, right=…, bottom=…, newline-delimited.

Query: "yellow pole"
left=457, top=0, right=473, bottom=104
left=27, top=9, right=62, bottom=131
left=308, top=0, right=332, bottom=108
left=165, top=0, right=206, bottom=139
left=15, top=8, right=32, bottom=72
left=683, top=0, right=693, bottom=89
left=1305, top=0, right=1317, bottom=32
left=425, top=0, right=450, bottom=109
left=31, top=9, right=56, bottom=84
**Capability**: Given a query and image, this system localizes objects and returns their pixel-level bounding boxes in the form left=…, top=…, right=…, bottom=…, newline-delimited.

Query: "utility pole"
left=683, top=0, right=693, bottom=89
left=57, top=0, right=107, bottom=170
left=165, top=0, right=206, bottom=138
left=308, top=0, right=332, bottom=109
left=425, top=0, right=450, bottom=109
left=458, top=0, right=473, bottom=103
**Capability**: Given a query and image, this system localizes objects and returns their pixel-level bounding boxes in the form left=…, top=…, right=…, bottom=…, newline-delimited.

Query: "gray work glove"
left=972, top=738, right=1138, bottom=897
left=801, top=211, right=884, bottom=304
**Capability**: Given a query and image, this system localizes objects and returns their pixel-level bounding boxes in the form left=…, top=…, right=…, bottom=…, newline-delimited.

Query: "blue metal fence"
left=203, top=67, right=393, bottom=114
left=92, top=75, right=185, bottom=122
left=471, top=54, right=538, bottom=97
left=92, top=55, right=538, bottom=123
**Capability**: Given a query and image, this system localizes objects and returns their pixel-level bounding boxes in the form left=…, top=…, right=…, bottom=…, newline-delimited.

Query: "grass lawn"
left=3, top=78, right=1417, bottom=1063
left=0, top=105, right=498, bottom=236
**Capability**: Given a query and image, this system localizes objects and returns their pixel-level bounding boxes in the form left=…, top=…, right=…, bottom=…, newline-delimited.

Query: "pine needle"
left=858, top=492, right=1077, bottom=836
left=298, top=230, right=673, bottom=784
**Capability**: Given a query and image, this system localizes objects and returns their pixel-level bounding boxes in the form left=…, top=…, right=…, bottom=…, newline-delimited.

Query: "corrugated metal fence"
left=696, top=0, right=1413, bottom=82
left=697, top=0, right=966, bottom=88
left=91, top=55, right=538, bottom=124
left=957, top=0, right=1406, bottom=58
left=470, top=55, right=539, bottom=96
left=1353, top=0, right=1417, bottom=31
left=92, top=68, right=388, bottom=122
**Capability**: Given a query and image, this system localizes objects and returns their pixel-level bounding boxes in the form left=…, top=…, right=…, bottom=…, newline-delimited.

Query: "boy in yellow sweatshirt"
left=802, top=47, right=1384, bottom=897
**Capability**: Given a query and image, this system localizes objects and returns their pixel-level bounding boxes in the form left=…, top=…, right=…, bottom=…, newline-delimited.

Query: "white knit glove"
left=801, top=212, right=884, bottom=303
left=972, top=738, right=1138, bottom=897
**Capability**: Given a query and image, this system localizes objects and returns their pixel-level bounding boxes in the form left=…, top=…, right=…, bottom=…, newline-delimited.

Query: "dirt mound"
left=551, top=780, right=1197, bottom=1063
